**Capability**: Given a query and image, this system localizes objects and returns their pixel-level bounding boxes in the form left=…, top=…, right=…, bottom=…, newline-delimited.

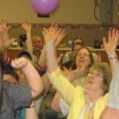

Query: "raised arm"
left=37, top=24, right=66, bottom=68
left=44, top=25, right=75, bottom=105
left=103, top=29, right=119, bottom=75
left=21, top=21, right=33, bottom=58
left=100, top=29, right=119, bottom=119
left=11, top=57, right=44, bottom=98
left=51, top=66, right=86, bottom=114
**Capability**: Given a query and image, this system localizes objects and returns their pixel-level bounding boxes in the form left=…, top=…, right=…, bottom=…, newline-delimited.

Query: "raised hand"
left=21, top=21, right=31, bottom=32
left=42, top=23, right=58, bottom=44
left=103, top=29, right=119, bottom=55
left=0, top=18, right=15, bottom=50
left=11, top=57, right=28, bottom=69
left=54, top=28, right=66, bottom=48
left=0, top=29, right=16, bottom=50
left=103, top=29, right=119, bottom=75
left=63, top=66, right=86, bottom=82
left=0, top=18, right=11, bottom=34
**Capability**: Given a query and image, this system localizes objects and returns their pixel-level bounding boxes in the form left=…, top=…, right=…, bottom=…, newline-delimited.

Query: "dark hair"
left=71, top=42, right=82, bottom=51
left=72, top=37, right=84, bottom=46
left=18, top=51, right=32, bottom=60
left=3, top=71, right=19, bottom=81
left=70, top=46, right=94, bottom=69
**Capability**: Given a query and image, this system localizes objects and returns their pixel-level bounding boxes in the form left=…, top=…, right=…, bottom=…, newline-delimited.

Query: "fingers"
left=7, top=26, right=12, bottom=31
left=63, top=66, right=69, bottom=73
left=102, top=37, right=107, bottom=46
left=57, top=54, right=63, bottom=64
left=21, top=21, right=31, bottom=30
left=0, top=18, right=6, bottom=25
left=11, top=57, right=28, bottom=69
left=108, top=29, right=119, bottom=41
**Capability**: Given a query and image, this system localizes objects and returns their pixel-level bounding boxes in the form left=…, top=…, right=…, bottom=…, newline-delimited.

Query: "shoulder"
left=96, top=93, right=108, bottom=104
left=75, top=86, right=84, bottom=96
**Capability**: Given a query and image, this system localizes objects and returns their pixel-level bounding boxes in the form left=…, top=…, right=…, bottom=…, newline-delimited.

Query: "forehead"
left=3, top=74, right=17, bottom=81
left=77, top=48, right=90, bottom=54
left=32, top=37, right=42, bottom=42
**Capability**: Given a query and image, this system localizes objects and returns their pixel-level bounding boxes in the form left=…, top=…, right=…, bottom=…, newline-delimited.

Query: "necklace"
left=83, top=95, right=95, bottom=119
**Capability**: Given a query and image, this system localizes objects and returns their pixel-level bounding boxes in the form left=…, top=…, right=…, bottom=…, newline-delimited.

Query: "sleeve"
left=59, top=98, right=70, bottom=116
left=107, top=63, right=119, bottom=109
left=47, top=68, right=75, bottom=106
left=7, top=83, right=32, bottom=109
left=35, top=61, right=47, bottom=76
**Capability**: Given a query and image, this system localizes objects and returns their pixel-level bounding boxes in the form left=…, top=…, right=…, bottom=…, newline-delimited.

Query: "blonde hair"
left=89, top=62, right=112, bottom=94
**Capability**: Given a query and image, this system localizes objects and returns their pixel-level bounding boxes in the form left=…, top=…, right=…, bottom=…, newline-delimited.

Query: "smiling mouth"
left=87, top=79, right=93, bottom=83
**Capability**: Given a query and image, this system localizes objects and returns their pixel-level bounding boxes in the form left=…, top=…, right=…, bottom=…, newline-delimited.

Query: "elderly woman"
left=43, top=26, right=119, bottom=119
left=51, top=46, right=95, bottom=117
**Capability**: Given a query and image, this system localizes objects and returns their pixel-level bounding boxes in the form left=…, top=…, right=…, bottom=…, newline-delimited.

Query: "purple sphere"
left=30, top=0, right=59, bottom=15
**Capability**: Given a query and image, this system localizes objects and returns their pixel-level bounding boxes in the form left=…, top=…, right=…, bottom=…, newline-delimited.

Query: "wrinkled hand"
left=42, top=23, right=58, bottom=44
left=103, top=29, right=119, bottom=55
left=54, top=28, right=67, bottom=48
left=21, top=21, right=31, bottom=31
left=11, top=57, right=28, bottom=69
left=63, top=66, right=86, bottom=82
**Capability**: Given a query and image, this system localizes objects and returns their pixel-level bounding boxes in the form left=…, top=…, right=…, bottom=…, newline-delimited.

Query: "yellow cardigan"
left=47, top=68, right=108, bottom=119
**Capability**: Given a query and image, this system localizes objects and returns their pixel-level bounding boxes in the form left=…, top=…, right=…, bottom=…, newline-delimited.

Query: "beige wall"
left=0, top=0, right=118, bottom=47
left=0, top=0, right=117, bottom=23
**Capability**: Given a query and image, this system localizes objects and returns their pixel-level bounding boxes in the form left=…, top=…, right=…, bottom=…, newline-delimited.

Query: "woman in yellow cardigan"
left=43, top=24, right=119, bottom=119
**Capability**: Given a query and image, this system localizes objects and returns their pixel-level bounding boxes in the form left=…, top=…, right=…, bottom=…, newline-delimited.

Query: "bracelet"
left=27, top=105, right=35, bottom=108
left=108, top=56, right=117, bottom=59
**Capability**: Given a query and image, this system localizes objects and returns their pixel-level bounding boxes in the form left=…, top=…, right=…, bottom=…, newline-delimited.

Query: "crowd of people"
left=0, top=18, right=119, bottom=119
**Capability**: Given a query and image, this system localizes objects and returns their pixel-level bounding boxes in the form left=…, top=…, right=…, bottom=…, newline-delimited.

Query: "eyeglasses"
left=88, top=72, right=103, bottom=79
left=76, top=53, right=90, bottom=57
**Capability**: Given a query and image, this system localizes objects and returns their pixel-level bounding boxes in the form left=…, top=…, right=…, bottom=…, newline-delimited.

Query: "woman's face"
left=75, top=48, right=91, bottom=68
left=85, top=69, right=103, bottom=93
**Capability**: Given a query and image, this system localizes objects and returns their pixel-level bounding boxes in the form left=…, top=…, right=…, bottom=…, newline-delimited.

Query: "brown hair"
left=72, top=37, right=84, bottom=46
left=71, top=42, right=82, bottom=51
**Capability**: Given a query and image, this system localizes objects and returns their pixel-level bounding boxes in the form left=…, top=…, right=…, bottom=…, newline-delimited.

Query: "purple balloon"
left=30, top=0, right=59, bottom=15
